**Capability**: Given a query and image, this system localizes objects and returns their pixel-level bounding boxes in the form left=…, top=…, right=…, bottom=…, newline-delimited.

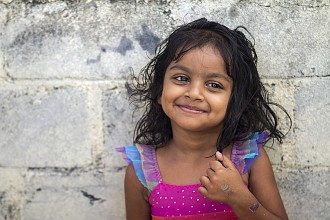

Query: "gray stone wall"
left=0, top=0, right=329, bottom=219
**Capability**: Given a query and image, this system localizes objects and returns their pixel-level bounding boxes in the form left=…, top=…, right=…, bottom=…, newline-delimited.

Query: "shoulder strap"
left=231, top=131, right=270, bottom=175
left=116, top=144, right=161, bottom=192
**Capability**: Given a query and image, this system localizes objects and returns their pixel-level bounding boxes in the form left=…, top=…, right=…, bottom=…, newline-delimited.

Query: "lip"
left=177, top=105, right=207, bottom=114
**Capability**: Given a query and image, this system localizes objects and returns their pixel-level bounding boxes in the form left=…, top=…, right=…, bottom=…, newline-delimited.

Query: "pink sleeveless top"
left=117, top=131, right=269, bottom=219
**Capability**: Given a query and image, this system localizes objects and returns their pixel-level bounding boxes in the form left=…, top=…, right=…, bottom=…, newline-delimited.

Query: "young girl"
left=117, top=18, right=290, bottom=220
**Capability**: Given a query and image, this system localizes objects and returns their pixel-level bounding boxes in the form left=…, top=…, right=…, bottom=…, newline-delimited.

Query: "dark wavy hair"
left=128, top=18, right=291, bottom=152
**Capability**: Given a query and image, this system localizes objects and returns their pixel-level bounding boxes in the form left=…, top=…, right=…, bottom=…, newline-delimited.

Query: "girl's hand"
left=198, top=152, right=247, bottom=204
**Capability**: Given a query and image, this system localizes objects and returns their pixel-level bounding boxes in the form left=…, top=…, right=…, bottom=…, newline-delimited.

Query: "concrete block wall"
left=0, top=0, right=329, bottom=219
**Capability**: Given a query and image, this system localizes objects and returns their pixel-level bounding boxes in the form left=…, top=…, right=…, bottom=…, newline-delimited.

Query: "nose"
left=185, top=82, right=204, bottom=101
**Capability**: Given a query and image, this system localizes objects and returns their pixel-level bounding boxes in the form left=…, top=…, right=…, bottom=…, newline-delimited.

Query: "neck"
left=167, top=126, right=220, bottom=159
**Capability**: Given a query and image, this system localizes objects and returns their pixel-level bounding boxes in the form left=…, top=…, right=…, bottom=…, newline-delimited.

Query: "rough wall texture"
left=0, top=0, right=329, bottom=219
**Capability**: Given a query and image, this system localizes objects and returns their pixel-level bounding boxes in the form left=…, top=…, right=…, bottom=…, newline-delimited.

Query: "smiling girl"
left=117, top=18, right=290, bottom=220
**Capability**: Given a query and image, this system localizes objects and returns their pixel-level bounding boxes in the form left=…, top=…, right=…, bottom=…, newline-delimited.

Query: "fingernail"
left=216, top=151, right=222, bottom=156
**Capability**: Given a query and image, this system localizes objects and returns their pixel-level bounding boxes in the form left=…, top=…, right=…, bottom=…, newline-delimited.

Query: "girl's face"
left=160, top=45, right=233, bottom=134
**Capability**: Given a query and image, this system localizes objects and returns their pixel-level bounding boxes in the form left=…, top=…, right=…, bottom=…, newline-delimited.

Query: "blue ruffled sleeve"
left=116, top=145, right=148, bottom=188
left=116, top=144, right=161, bottom=192
left=231, top=131, right=270, bottom=175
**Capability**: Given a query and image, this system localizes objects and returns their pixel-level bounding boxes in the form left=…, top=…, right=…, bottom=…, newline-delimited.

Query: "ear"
left=157, top=95, right=162, bottom=105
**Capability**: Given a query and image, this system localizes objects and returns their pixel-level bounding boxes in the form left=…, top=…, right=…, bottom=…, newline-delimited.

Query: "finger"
left=206, top=168, right=215, bottom=178
left=216, top=151, right=224, bottom=162
left=200, top=175, right=211, bottom=187
left=221, top=153, right=236, bottom=170
left=198, top=185, right=208, bottom=197
left=209, top=160, right=223, bottom=171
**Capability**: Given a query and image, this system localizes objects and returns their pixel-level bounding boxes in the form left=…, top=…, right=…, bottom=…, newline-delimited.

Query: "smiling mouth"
left=178, top=105, right=206, bottom=114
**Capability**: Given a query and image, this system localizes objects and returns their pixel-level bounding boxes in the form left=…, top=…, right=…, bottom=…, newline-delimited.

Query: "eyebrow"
left=169, top=65, right=232, bottom=82
left=169, top=65, right=190, bottom=73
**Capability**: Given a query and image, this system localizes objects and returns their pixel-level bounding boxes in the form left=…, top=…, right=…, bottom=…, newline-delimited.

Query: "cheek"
left=160, top=93, right=169, bottom=108
left=212, top=95, right=231, bottom=112
left=159, top=89, right=175, bottom=113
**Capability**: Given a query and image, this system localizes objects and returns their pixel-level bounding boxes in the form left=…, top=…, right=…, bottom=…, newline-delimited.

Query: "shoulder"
left=117, top=144, right=160, bottom=191
left=249, top=147, right=272, bottom=174
left=231, top=131, right=270, bottom=175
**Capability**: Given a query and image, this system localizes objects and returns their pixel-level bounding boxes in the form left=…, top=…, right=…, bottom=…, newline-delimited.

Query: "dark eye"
left=174, top=75, right=189, bottom=82
left=206, top=82, right=223, bottom=90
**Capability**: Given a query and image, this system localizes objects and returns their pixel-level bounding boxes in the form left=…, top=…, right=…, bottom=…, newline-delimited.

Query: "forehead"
left=166, top=45, right=233, bottom=84
left=170, top=45, right=226, bottom=71
left=170, top=41, right=231, bottom=69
